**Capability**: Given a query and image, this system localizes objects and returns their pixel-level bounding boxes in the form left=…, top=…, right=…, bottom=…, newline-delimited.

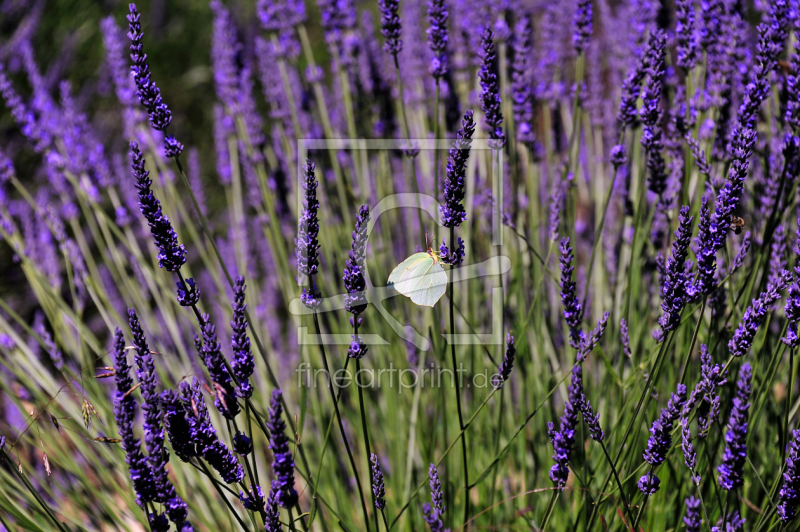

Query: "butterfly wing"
left=388, top=253, right=448, bottom=307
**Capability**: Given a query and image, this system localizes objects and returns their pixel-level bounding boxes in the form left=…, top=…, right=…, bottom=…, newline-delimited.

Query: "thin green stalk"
left=356, top=354, right=380, bottom=532
left=309, top=308, right=368, bottom=531
left=433, top=78, right=441, bottom=198
left=449, top=225, right=470, bottom=528
left=784, top=348, right=795, bottom=463
left=197, top=459, right=250, bottom=532
left=0, top=449, right=70, bottom=532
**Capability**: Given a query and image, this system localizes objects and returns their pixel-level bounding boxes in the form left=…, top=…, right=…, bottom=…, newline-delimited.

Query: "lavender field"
left=1, top=0, right=799, bottom=530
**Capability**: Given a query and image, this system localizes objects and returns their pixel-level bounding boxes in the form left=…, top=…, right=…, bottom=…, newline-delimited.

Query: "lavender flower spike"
left=548, top=364, right=582, bottom=486
left=559, top=237, right=584, bottom=349
left=684, top=496, right=702, bottom=532
left=197, top=315, right=240, bottom=419
left=378, top=0, right=403, bottom=56
left=344, top=205, right=370, bottom=316
left=371, top=454, right=386, bottom=510
left=127, top=3, right=182, bottom=156
left=426, top=0, right=448, bottom=78
left=129, top=141, right=186, bottom=272
left=423, top=463, right=445, bottom=531
left=579, top=396, right=603, bottom=442
left=265, top=481, right=283, bottom=531
left=495, top=333, right=515, bottom=387
left=783, top=280, right=800, bottom=348
left=778, top=429, right=800, bottom=522
left=230, top=276, right=254, bottom=399
left=676, top=0, right=698, bottom=71
left=572, top=0, right=592, bottom=53
left=729, top=271, right=790, bottom=357
left=510, top=16, right=535, bottom=147
left=268, top=389, right=298, bottom=508
left=718, top=364, right=753, bottom=491
left=297, top=159, right=321, bottom=309
left=181, top=379, right=243, bottom=484
left=440, top=110, right=475, bottom=228
left=129, top=309, right=190, bottom=528
left=112, top=327, right=155, bottom=505
left=638, top=383, right=688, bottom=494
left=478, top=26, right=505, bottom=149
left=658, top=206, right=693, bottom=335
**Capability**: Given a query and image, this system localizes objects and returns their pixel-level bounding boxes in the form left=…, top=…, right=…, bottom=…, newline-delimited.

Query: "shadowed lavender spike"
left=778, top=429, right=800, bottom=522
left=230, top=276, right=254, bottom=399
left=478, top=26, right=505, bottom=149
left=684, top=496, right=702, bottom=531
left=129, top=141, right=186, bottom=272
left=638, top=384, right=687, bottom=494
left=440, top=110, right=475, bottom=228
left=128, top=3, right=182, bottom=156
left=268, top=389, right=298, bottom=508
left=718, top=364, right=752, bottom=491
left=729, top=272, right=790, bottom=357
left=112, top=327, right=155, bottom=504
left=378, top=0, right=403, bottom=56
left=371, top=454, right=386, bottom=510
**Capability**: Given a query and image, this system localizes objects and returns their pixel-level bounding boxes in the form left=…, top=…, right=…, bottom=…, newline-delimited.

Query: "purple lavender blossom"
left=658, top=206, right=693, bottom=335
left=559, top=238, right=584, bottom=349
left=684, top=496, right=702, bottom=531
left=784, top=281, right=800, bottom=347
left=233, top=432, right=253, bottom=455
left=778, top=429, right=800, bottom=522
left=579, top=396, right=603, bottom=442
left=681, top=417, right=700, bottom=484
left=692, top=128, right=758, bottom=299
left=197, top=316, right=240, bottom=419
left=379, top=0, right=403, bottom=56
left=268, top=389, right=298, bottom=508
left=729, top=272, right=790, bottom=357
left=440, top=110, right=475, bottom=228
left=129, top=141, right=186, bottom=272
left=620, top=318, right=632, bottom=358
left=640, top=30, right=667, bottom=196
left=257, top=0, right=306, bottom=32
left=718, top=364, right=752, bottom=490
left=439, top=237, right=465, bottom=266
left=548, top=364, right=583, bottom=486
left=265, top=482, right=282, bottom=531
left=161, top=389, right=196, bottom=462
left=176, top=278, right=200, bottom=307
left=638, top=384, right=687, bottom=494
left=738, top=6, right=787, bottom=130
left=210, top=1, right=240, bottom=111
left=230, top=276, right=254, bottom=399
left=426, top=0, right=448, bottom=78
left=676, top=0, right=698, bottom=70
left=371, top=454, right=386, bottom=510
left=181, top=379, right=244, bottom=484
left=478, top=26, right=505, bottom=149
left=344, top=205, right=370, bottom=316
left=112, top=327, right=154, bottom=504
left=769, top=224, right=788, bottom=288
left=685, top=345, right=727, bottom=438
left=572, top=0, right=592, bottom=53
left=423, top=463, right=445, bottom=530
left=297, top=160, right=321, bottom=308
left=510, top=16, right=535, bottom=147
left=422, top=502, right=444, bottom=532
left=129, top=309, right=190, bottom=528
left=238, top=485, right=264, bottom=513
left=731, top=231, right=751, bottom=273
left=128, top=4, right=182, bottom=156
left=495, top=333, right=515, bottom=387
